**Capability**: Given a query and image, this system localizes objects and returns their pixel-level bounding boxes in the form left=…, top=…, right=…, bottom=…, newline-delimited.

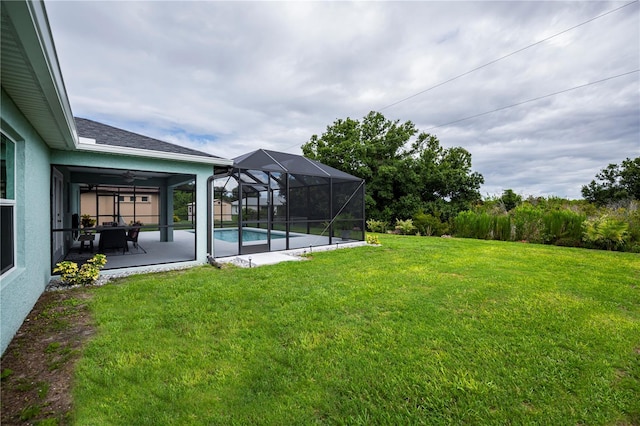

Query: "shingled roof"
left=75, top=117, right=223, bottom=159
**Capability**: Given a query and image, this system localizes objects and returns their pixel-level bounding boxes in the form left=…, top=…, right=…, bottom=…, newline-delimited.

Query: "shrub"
left=492, top=215, right=512, bottom=241
left=413, top=212, right=449, bottom=236
left=543, top=209, right=585, bottom=245
left=453, top=197, right=638, bottom=251
left=512, top=204, right=544, bottom=242
left=608, top=201, right=640, bottom=251
left=366, top=234, right=380, bottom=245
left=582, top=215, right=628, bottom=251
left=53, top=254, right=107, bottom=286
left=394, top=218, right=416, bottom=235
left=366, top=219, right=388, bottom=233
left=454, top=211, right=493, bottom=239
left=454, top=211, right=476, bottom=238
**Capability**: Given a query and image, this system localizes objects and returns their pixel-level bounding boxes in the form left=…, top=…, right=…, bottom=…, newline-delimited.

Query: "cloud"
left=46, top=0, right=639, bottom=199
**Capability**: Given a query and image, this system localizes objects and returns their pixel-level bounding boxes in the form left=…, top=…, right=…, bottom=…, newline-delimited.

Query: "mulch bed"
left=1, top=288, right=94, bottom=425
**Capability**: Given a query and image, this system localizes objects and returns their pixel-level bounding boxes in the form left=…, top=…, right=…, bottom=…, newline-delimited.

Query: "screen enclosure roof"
left=232, top=149, right=362, bottom=181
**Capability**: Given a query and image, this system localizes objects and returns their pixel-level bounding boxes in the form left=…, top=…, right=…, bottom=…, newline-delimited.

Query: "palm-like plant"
left=583, top=215, right=628, bottom=250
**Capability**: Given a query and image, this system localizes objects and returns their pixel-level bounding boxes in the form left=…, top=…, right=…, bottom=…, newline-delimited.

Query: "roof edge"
left=18, top=0, right=78, bottom=148
left=75, top=142, right=234, bottom=166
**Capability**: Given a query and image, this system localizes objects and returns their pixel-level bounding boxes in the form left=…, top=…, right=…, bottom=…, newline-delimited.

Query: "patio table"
left=77, top=233, right=95, bottom=253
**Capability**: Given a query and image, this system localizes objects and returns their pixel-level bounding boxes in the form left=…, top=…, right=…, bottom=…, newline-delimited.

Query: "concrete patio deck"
left=214, top=241, right=367, bottom=268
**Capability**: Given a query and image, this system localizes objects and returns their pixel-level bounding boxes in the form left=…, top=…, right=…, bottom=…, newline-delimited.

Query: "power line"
left=285, top=69, right=639, bottom=153
left=282, top=1, right=639, bottom=154
left=377, top=0, right=639, bottom=112
left=425, top=70, right=640, bottom=131
left=293, top=70, right=639, bottom=154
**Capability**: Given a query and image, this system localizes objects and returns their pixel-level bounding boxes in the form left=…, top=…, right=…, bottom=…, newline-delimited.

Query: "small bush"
left=366, top=234, right=380, bottom=245
left=366, top=219, right=388, bottom=233
left=454, top=211, right=493, bottom=239
left=609, top=202, right=640, bottom=251
left=492, top=215, right=512, bottom=241
left=512, top=204, right=544, bottom=243
left=453, top=211, right=476, bottom=238
left=542, top=209, right=585, bottom=245
left=53, top=254, right=107, bottom=286
left=394, top=218, right=416, bottom=235
left=413, top=212, right=449, bottom=236
left=582, top=215, right=628, bottom=251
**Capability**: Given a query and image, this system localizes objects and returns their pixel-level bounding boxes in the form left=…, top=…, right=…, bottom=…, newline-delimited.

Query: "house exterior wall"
left=1, top=90, right=54, bottom=355
left=50, top=150, right=213, bottom=263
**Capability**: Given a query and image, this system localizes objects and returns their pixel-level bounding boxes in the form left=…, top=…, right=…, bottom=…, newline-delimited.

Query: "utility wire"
left=377, top=0, right=639, bottom=112
left=425, top=69, right=639, bottom=131
left=282, top=0, right=639, bottom=154
left=291, top=69, right=639, bottom=155
left=286, top=69, right=639, bottom=154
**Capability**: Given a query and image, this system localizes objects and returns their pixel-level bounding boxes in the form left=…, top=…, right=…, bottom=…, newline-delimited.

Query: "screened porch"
left=210, top=149, right=365, bottom=258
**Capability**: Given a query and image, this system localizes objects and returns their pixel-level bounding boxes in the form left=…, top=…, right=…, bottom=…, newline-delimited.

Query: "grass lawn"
left=74, top=234, right=639, bottom=425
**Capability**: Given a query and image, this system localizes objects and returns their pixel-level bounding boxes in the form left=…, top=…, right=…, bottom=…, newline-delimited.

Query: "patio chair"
left=98, top=228, right=128, bottom=254
left=126, top=226, right=147, bottom=253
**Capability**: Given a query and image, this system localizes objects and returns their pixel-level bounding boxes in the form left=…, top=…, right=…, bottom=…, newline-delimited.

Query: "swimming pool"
left=213, top=228, right=286, bottom=243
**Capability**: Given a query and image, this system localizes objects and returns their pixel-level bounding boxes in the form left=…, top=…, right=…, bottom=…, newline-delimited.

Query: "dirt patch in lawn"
left=1, top=288, right=95, bottom=425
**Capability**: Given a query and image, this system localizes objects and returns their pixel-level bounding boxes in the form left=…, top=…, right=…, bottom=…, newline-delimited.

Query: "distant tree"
left=302, top=111, right=484, bottom=221
left=500, top=189, right=522, bottom=211
left=581, top=157, right=640, bottom=205
left=619, top=157, right=640, bottom=200
left=214, top=186, right=234, bottom=203
left=173, top=188, right=194, bottom=221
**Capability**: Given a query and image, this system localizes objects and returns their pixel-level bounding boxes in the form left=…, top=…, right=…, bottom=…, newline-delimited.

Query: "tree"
left=581, top=157, right=640, bottom=205
left=619, top=157, right=640, bottom=200
left=500, top=189, right=522, bottom=211
left=173, top=188, right=194, bottom=221
left=214, top=186, right=234, bottom=203
left=302, top=111, right=484, bottom=221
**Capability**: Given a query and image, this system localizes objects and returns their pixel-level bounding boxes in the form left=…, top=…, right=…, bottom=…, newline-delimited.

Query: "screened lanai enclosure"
left=210, top=149, right=365, bottom=258
left=51, top=165, right=197, bottom=271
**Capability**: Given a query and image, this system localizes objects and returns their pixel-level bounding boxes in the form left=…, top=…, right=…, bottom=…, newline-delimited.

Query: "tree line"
left=303, top=111, right=639, bottom=252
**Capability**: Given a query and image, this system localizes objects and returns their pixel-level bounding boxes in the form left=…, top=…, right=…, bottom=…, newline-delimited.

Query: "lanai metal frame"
left=210, top=149, right=365, bottom=257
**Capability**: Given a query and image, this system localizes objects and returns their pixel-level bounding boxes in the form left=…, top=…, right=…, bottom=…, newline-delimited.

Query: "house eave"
left=75, top=141, right=234, bottom=166
left=1, top=0, right=77, bottom=150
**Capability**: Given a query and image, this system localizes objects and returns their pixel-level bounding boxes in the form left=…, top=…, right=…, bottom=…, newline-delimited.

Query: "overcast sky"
left=46, top=1, right=639, bottom=199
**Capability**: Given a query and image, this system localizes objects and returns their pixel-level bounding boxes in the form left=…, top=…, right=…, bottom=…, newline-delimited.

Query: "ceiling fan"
left=100, top=170, right=149, bottom=183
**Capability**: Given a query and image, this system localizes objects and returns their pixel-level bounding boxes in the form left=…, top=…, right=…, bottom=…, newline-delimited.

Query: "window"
left=1, top=133, right=16, bottom=275
left=118, top=196, right=124, bottom=202
left=129, top=196, right=135, bottom=202
left=141, top=196, right=148, bottom=202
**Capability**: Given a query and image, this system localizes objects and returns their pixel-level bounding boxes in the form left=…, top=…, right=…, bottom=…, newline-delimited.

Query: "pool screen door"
left=239, top=183, right=271, bottom=254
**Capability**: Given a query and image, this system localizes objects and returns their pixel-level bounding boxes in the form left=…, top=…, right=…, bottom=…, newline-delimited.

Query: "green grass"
left=73, top=235, right=640, bottom=425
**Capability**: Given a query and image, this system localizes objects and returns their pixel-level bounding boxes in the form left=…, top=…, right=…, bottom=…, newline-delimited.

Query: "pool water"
left=213, top=228, right=286, bottom=243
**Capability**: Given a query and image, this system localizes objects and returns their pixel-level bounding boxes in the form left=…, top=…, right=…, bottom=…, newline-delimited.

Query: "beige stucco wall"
left=213, top=200, right=232, bottom=221
left=80, top=191, right=159, bottom=225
